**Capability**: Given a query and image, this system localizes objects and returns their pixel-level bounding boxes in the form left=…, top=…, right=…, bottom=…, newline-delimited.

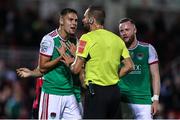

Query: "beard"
left=82, top=22, right=90, bottom=32
left=124, top=35, right=135, bottom=48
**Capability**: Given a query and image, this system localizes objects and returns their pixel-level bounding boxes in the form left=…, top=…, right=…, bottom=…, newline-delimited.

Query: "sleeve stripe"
left=40, top=53, right=52, bottom=57
left=149, top=60, right=158, bottom=65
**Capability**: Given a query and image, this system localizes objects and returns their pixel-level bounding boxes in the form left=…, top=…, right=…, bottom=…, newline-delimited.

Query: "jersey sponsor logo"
left=78, top=40, right=87, bottom=53
left=129, top=64, right=142, bottom=74
left=40, top=41, right=51, bottom=53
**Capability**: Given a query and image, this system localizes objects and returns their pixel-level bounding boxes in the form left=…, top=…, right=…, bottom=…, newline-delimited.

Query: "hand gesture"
left=55, top=45, right=74, bottom=67
left=66, top=41, right=77, bottom=57
left=55, top=42, right=66, bottom=56
left=151, top=100, right=159, bottom=116
left=16, top=68, right=33, bottom=78
left=61, top=54, right=75, bottom=67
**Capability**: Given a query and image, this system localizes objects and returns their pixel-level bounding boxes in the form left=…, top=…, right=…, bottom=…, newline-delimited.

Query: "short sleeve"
left=39, top=35, right=54, bottom=57
left=76, top=34, right=93, bottom=58
left=148, top=44, right=158, bottom=64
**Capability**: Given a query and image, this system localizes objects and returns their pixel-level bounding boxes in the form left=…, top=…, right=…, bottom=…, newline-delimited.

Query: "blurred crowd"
left=0, top=0, right=180, bottom=119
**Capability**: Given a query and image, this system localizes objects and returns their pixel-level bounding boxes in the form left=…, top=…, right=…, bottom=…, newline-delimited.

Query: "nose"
left=72, top=20, right=77, bottom=26
left=119, top=31, right=125, bottom=36
left=121, top=31, right=127, bottom=36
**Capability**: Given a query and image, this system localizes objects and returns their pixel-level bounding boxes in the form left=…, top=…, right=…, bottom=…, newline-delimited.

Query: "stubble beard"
left=83, top=23, right=90, bottom=32
left=125, top=35, right=135, bottom=48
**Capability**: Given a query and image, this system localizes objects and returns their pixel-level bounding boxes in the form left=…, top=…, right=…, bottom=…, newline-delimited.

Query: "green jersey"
left=118, top=41, right=158, bottom=104
left=39, top=29, right=74, bottom=95
left=72, top=73, right=81, bottom=102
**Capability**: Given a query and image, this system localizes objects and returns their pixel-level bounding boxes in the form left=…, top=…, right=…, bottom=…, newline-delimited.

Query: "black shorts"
left=83, top=83, right=122, bottom=119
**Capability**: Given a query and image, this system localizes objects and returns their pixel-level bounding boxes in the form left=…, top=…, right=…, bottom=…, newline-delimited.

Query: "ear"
left=134, top=26, right=137, bottom=34
left=60, top=16, right=63, bottom=25
left=88, top=17, right=94, bottom=24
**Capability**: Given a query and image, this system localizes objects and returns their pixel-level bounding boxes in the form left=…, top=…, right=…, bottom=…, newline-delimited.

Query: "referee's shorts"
left=83, top=83, right=122, bottom=119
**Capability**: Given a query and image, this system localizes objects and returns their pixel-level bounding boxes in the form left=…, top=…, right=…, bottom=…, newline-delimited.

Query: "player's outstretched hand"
left=16, top=68, right=32, bottom=78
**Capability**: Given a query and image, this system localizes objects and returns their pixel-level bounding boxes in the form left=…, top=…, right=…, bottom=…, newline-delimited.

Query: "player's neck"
left=129, top=38, right=138, bottom=49
left=90, top=24, right=104, bottom=31
left=58, top=28, right=67, bottom=41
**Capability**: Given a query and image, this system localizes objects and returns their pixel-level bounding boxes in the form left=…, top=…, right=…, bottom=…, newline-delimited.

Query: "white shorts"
left=39, top=91, right=82, bottom=120
left=121, top=102, right=152, bottom=120
left=78, top=102, right=83, bottom=116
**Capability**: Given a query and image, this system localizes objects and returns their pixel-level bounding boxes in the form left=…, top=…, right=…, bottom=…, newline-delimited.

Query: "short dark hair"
left=88, top=6, right=105, bottom=25
left=60, top=8, right=77, bottom=16
left=119, top=18, right=135, bottom=25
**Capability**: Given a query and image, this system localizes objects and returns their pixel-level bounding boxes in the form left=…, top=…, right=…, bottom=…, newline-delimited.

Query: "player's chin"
left=71, top=27, right=77, bottom=33
left=69, top=30, right=76, bottom=35
left=124, top=38, right=130, bottom=42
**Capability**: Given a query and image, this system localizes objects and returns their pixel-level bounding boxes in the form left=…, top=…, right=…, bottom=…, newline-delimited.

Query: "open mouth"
left=123, top=36, right=128, bottom=39
left=70, top=27, right=76, bottom=31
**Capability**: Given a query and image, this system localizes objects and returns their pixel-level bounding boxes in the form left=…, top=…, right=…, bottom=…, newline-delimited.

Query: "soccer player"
left=18, top=8, right=81, bottom=119
left=118, top=18, right=160, bottom=119
left=59, top=6, right=134, bottom=119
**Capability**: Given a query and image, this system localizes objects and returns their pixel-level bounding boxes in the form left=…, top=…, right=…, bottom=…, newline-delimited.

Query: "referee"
left=63, top=6, right=134, bottom=119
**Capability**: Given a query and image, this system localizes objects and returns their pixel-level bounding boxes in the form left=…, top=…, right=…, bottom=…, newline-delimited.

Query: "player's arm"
left=150, top=63, right=160, bottom=98
left=148, top=44, right=160, bottom=115
left=32, top=67, right=43, bottom=77
left=69, top=36, right=87, bottom=74
left=150, top=62, right=160, bottom=115
left=70, top=56, right=85, bottom=74
left=119, top=40, right=134, bottom=77
left=16, top=67, right=43, bottom=78
left=39, top=36, right=64, bottom=73
left=119, top=57, right=134, bottom=77
left=39, top=54, right=62, bottom=73
left=79, top=66, right=86, bottom=88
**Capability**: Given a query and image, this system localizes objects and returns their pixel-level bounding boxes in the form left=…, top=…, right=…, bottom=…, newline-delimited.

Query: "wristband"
left=151, top=95, right=159, bottom=101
